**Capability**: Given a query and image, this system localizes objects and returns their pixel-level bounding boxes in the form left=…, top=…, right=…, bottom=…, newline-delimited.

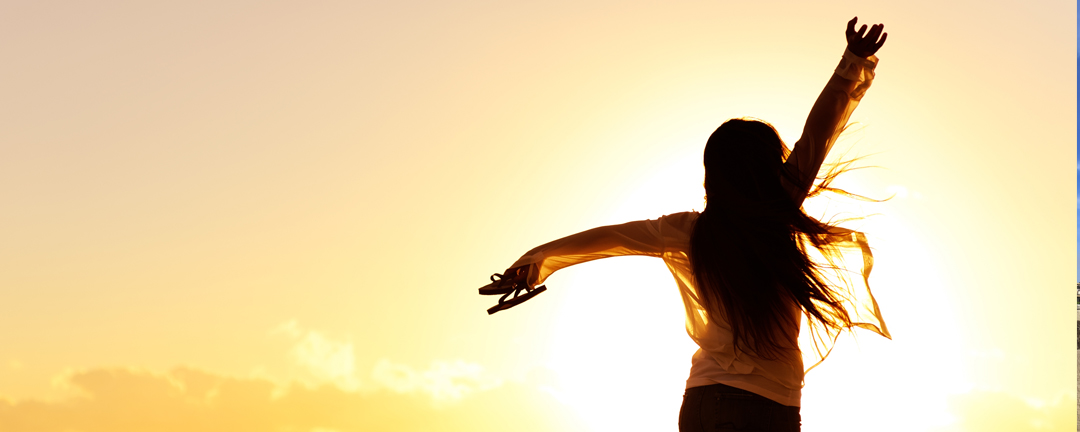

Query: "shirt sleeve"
left=783, top=49, right=878, bottom=205
left=833, top=49, right=877, bottom=99
left=801, top=220, right=891, bottom=375
left=509, top=219, right=667, bottom=287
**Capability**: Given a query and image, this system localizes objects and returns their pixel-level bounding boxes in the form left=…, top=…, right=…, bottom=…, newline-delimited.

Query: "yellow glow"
left=541, top=160, right=703, bottom=431
left=546, top=258, right=696, bottom=431
left=0, top=1, right=1073, bottom=431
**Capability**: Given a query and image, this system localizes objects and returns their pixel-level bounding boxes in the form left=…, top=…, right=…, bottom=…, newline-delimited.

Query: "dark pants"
left=678, top=384, right=801, bottom=432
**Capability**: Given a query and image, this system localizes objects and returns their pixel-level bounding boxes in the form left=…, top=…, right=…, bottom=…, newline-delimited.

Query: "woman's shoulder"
left=658, top=210, right=700, bottom=221
left=657, top=211, right=699, bottom=234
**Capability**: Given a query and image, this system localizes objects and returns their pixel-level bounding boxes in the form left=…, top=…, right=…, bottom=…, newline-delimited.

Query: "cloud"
left=932, top=390, right=1074, bottom=432
left=272, top=320, right=361, bottom=391
left=372, top=359, right=502, bottom=403
left=0, top=366, right=588, bottom=432
left=268, top=321, right=501, bottom=403
left=0, top=322, right=582, bottom=431
left=292, top=331, right=360, bottom=391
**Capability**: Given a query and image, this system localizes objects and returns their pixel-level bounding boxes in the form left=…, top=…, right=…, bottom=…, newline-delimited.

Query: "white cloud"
left=271, top=322, right=506, bottom=405
left=270, top=319, right=303, bottom=338
left=293, top=332, right=360, bottom=390
left=372, top=359, right=503, bottom=404
left=931, top=390, right=1074, bottom=432
left=272, top=321, right=361, bottom=391
left=0, top=366, right=585, bottom=432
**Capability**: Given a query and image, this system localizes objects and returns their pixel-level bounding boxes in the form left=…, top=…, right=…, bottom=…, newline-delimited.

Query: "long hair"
left=689, top=118, right=858, bottom=360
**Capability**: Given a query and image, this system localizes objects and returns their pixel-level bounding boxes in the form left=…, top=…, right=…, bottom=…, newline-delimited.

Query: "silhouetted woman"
left=481, top=17, right=889, bottom=432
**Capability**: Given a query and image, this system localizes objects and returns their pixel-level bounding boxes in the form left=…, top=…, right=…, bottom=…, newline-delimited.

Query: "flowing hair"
left=689, top=118, right=870, bottom=360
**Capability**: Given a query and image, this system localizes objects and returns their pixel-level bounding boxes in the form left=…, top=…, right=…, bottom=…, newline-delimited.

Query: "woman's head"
left=703, top=119, right=789, bottom=204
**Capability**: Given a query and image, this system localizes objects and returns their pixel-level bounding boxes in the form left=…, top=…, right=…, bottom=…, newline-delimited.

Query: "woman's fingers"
left=842, top=16, right=885, bottom=55
left=846, top=17, right=887, bottom=56
left=508, top=266, right=529, bottom=283
left=875, top=32, right=888, bottom=50
left=866, top=24, right=884, bottom=41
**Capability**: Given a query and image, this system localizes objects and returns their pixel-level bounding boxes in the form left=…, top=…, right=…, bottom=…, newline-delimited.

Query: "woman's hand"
left=503, top=265, right=530, bottom=286
left=846, top=17, right=887, bottom=58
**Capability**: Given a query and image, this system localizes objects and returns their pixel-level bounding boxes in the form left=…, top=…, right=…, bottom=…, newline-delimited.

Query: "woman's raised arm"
left=782, top=17, right=887, bottom=206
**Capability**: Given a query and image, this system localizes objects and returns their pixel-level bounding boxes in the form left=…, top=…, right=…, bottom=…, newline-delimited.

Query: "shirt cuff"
left=834, top=49, right=877, bottom=99
left=835, top=48, right=877, bottom=81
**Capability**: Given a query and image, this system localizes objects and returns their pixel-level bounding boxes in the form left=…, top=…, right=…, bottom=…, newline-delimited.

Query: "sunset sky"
left=1, top=1, right=1075, bottom=431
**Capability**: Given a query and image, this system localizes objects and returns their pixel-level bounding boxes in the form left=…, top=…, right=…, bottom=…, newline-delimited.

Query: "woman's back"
left=653, top=212, right=807, bottom=406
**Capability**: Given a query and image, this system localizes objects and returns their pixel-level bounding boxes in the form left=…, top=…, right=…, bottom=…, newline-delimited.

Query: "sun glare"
left=545, top=258, right=697, bottom=432
left=537, top=148, right=975, bottom=431
left=534, top=151, right=703, bottom=431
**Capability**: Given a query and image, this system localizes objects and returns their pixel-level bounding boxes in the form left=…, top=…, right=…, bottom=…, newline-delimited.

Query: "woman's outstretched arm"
left=497, top=217, right=672, bottom=289
left=783, top=17, right=887, bottom=206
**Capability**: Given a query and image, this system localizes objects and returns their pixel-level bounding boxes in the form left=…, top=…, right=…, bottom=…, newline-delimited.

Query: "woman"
left=480, top=17, right=889, bottom=432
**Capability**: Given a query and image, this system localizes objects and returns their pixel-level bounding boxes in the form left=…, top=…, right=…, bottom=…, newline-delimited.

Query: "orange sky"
left=0, top=1, right=1075, bottom=431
